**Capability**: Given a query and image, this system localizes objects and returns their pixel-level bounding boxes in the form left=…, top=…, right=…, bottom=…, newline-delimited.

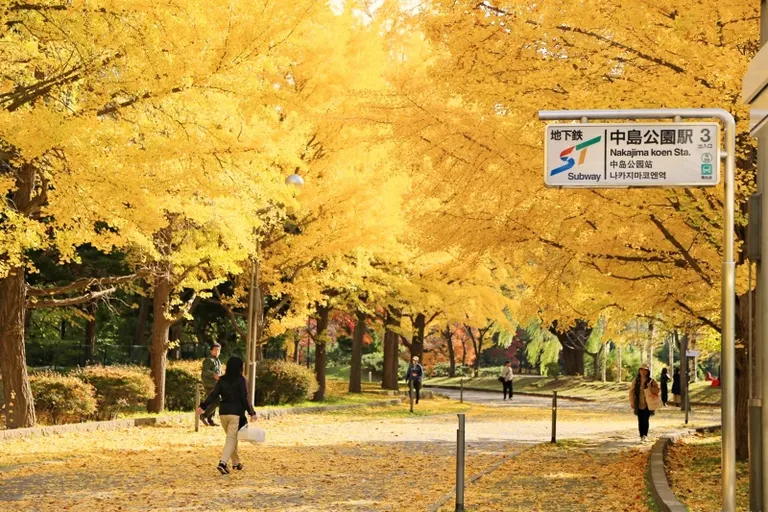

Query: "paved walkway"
left=0, top=394, right=719, bottom=511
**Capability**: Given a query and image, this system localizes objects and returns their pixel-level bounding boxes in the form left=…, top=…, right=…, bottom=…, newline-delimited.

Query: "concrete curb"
left=647, top=425, right=720, bottom=512
left=423, top=384, right=594, bottom=403
left=0, top=399, right=402, bottom=441
left=0, top=415, right=184, bottom=441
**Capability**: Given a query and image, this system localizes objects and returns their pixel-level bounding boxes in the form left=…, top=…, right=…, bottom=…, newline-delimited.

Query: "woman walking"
left=197, top=356, right=257, bottom=474
left=500, top=361, right=514, bottom=400
left=671, top=367, right=681, bottom=406
left=660, top=368, right=670, bottom=406
left=629, top=363, right=660, bottom=444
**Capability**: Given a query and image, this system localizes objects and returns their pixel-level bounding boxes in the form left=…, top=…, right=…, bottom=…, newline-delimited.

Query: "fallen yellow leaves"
left=450, top=441, right=653, bottom=512
left=666, top=435, right=749, bottom=512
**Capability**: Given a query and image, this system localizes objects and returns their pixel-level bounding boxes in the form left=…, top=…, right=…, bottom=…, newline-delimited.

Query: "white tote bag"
left=644, top=387, right=662, bottom=411
left=238, top=425, right=266, bottom=443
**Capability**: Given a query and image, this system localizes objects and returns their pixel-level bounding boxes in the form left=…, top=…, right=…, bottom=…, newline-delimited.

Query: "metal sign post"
left=539, top=108, right=736, bottom=512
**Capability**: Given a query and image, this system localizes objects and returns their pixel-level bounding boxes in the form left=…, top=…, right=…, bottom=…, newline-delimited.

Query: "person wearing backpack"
left=404, top=356, right=424, bottom=404
left=629, top=363, right=661, bottom=444
left=197, top=356, right=257, bottom=475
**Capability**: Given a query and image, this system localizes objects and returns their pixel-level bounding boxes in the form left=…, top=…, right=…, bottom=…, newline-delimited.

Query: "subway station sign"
left=544, top=123, right=720, bottom=188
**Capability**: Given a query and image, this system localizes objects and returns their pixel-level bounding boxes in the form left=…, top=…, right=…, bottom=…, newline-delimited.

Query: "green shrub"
left=75, top=365, right=155, bottom=419
left=254, top=360, right=318, bottom=406
left=478, top=366, right=504, bottom=378
left=165, top=366, right=201, bottom=411
left=545, top=362, right=562, bottom=379
left=30, top=372, right=97, bottom=425
left=430, top=362, right=472, bottom=377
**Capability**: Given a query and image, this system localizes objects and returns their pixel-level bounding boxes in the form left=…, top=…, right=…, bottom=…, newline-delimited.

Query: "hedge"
left=30, top=372, right=97, bottom=425
left=254, top=360, right=318, bottom=406
left=75, top=365, right=155, bottom=420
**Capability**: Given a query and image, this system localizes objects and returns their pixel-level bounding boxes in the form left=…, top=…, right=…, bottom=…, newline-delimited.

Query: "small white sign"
left=544, top=123, right=720, bottom=188
left=686, top=350, right=701, bottom=358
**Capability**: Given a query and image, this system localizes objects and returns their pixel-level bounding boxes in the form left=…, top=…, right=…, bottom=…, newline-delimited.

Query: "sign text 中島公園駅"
left=544, top=123, right=720, bottom=188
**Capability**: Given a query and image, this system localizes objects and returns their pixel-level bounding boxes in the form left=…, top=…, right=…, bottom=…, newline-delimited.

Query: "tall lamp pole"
left=245, top=173, right=304, bottom=405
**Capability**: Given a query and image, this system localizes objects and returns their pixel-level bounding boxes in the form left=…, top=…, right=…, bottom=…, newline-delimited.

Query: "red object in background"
left=705, top=371, right=713, bottom=381
left=711, top=378, right=721, bottom=387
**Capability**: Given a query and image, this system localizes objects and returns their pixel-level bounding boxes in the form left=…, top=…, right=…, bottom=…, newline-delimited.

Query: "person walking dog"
left=500, top=361, right=514, bottom=400
left=200, top=343, right=222, bottom=426
left=197, top=356, right=257, bottom=475
left=629, top=363, right=661, bottom=444
left=404, top=356, right=424, bottom=404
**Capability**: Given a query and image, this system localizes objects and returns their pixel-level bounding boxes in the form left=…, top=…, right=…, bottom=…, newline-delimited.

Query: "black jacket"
left=671, top=374, right=681, bottom=395
left=200, top=375, right=256, bottom=418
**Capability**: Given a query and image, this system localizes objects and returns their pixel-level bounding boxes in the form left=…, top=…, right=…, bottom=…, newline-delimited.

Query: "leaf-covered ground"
left=0, top=396, right=719, bottom=511
left=446, top=441, right=654, bottom=512
left=666, top=434, right=749, bottom=512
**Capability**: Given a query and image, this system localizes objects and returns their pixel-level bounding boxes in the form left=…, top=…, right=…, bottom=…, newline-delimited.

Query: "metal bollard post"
left=409, top=380, right=414, bottom=413
left=551, top=391, right=557, bottom=444
left=460, top=379, right=464, bottom=404
left=456, top=413, right=466, bottom=512
left=194, top=384, right=201, bottom=432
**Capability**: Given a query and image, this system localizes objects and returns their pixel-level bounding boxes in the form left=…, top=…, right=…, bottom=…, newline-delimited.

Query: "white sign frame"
left=544, top=122, right=720, bottom=188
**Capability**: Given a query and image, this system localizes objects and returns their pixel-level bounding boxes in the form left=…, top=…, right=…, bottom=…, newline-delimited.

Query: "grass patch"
left=426, top=375, right=721, bottom=404
left=666, top=434, right=749, bottom=511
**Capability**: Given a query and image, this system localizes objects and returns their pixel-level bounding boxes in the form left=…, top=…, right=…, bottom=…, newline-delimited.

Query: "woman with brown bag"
left=628, top=363, right=661, bottom=444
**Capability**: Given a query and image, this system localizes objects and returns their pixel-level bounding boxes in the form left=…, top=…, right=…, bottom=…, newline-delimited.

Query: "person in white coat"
left=501, top=361, right=514, bottom=400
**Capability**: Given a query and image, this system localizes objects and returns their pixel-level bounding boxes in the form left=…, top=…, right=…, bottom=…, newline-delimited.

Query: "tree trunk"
left=616, top=344, right=623, bottom=383
left=410, top=313, right=426, bottom=361
left=84, top=302, right=97, bottom=365
left=293, top=336, right=301, bottom=364
left=445, top=325, right=456, bottom=377
left=0, top=267, right=37, bottom=428
left=169, top=322, right=182, bottom=360
left=312, top=305, right=331, bottom=401
left=648, top=320, right=655, bottom=377
left=589, top=346, right=602, bottom=381
left=382, top=309, right=400, bottom=390
left=668, top=334, right=674, bottom=370
left=561, top=344, right=585, bottom=375
left=349, top=311, right=365, bottom=393
left=133, top=296, right=151, bottom=346
left=602, top=342, right=607, bottom=382
left=147, top=275, right=172, bottom=413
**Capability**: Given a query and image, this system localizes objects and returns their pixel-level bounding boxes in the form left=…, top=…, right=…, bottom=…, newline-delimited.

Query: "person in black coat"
left=660, top=368, right=670, bottom=406
left=671, top=367, right=681, bottom=406
left=197, top=356, right=257, bottom=475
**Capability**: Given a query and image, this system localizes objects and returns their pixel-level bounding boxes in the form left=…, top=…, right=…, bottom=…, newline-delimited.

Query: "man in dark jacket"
left=404, top=356, right=424, bottom=404
left=200, top=343, right=222, bottom=426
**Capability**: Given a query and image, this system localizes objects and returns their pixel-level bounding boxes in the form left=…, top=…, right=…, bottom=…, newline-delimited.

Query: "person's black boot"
left=217, top=462, right=229, bottom=475
left=232, top=463, right=243, bottom=471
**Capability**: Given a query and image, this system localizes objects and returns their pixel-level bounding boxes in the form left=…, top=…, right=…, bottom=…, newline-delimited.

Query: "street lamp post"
left=245, top=173, right=304, bottom=405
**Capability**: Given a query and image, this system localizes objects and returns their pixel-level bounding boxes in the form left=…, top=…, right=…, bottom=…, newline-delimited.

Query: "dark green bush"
left=545, top=362, right=562, bottom=379
left=254, top=360, right=318, bottom=406
left=165, top=366, right=201, bottom=411
left=75, top=365, right=155, bottom=419
left=30, top=372, right=97, bottom=425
